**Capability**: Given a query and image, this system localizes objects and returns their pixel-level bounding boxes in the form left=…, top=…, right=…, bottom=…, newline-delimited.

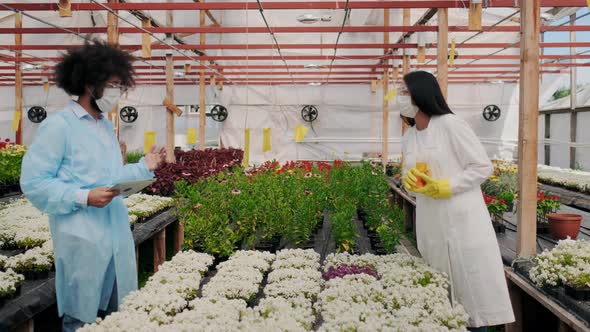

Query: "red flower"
left=334, top=160, right=343, bottom=168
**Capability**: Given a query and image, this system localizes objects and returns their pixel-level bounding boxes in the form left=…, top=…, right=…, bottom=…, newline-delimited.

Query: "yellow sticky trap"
left=187, top=128, right=197, bottom=145
left=294, top=125, right=308, bottom=143
left=588, top=0, right=590, bottom=10
left=11, top=111, right=21, bottom=131
left=449, top=39, right=456, bottom=66
left=262, top=128, right=271, bottom=152
left=384, top=88, right=397, bottom=102
left=144, top=131, right=156, bottom=154
left=242, top=129, right=250, bottom=167
left=43, top=82, right=49, bottom=93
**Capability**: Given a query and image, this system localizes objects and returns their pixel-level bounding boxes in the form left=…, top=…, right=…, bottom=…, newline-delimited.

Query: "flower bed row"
left=0, top=198, right=51, bottom=250
left=175, top=160, right=403, bottom=258
left=0, top=269, right=25, bottom=307
left=81, top=250, right=468, bottom=331
left=124, top=194, right=174, bottom=225
left=148, top=148, right=243, bottom=197
left=530, top=238, right=590, bottom=300
left=537, top=164, right=590, bottom=195
left=0, top=194, right=173, bottom=250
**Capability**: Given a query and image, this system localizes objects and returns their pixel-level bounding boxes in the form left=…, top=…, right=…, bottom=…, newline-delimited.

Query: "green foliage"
left=0, top=145, right=26, bottom=187
left=175, top=160, right=400, bottom=257
left=126, top=151, right=145, bottom=164
left=481, top=172, right=517, bottom=197
left=377, top=205, right=404, bottom=254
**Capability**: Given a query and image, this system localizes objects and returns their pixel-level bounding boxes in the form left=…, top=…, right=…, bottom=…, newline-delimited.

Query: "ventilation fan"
left=301, top=105, right=318, bottom=122
left=120, top=106, right=138, bottom=123
left=27, top=106, right=47, bottom=123
left=210, top=104, right=228, bottom=122
left=483, top=105, right=501, bottom=122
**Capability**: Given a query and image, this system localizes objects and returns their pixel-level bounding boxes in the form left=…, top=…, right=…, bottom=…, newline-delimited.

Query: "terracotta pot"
left=548, top=213, right=582, bottom=240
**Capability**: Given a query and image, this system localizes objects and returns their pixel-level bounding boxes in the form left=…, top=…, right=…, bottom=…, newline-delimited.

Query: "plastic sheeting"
left=218, top=82, right=522, bottom=164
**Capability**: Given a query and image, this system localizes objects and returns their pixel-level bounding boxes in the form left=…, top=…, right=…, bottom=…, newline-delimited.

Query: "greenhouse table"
left=0, top=208, right=179, bottom=331
left=506, top=269, right=590, bottom=332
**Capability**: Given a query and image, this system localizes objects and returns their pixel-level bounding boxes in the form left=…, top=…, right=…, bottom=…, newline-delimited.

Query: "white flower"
left=0, top=269, right=25, bottom=298
left=125, top=194, right=174, bottom=219
left=537, top=164, right=590, bottom=192
left=6, top=246, right=53, bottom=273
left=530, top=238, right=590, bottom=288
left=0, top=198, right=51, bottom=249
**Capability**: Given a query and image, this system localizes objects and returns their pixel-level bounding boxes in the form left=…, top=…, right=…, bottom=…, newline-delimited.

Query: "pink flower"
left=304, top=189, right=312, bottom=195
left=232, top=189, right=241, bottom=195
left=314, top=174, right=322, bottom=178
left=194, top=203, right=202, bottom=209
left=305, top=172, right=313, bottom=178
left=182, top=172, right=192, bottom=177
left=220, top=178, right=228, bottom=183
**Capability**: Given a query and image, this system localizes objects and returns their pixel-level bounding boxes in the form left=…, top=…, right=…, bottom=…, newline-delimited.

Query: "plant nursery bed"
left=0, top=272, right=56, bottom=331
left=513, top=261, right=590, bottom=327
left=0, top=209, right=178, bottom=331
left=132, top=208, right=176, bottom=245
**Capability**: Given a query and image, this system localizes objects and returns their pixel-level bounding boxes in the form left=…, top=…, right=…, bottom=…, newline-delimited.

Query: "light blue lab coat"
left=20, top=100, right=154, bottom=323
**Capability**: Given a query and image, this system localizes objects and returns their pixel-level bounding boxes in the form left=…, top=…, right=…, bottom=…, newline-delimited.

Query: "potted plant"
left=537, top=192, right=561, bottom=234
left=483, top=192, right=508, bottom=233
left=0, top=269, right=24, bottom=307
left=548, top=213, right=582, bottom=240
left=496, top=191, right=516, bottom=212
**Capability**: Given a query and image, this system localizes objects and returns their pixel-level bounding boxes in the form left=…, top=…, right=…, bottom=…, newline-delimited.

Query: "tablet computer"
left=109, top=179, right=155, bottom=197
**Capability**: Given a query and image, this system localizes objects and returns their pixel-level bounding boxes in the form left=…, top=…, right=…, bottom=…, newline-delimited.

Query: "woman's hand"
left=145, top=145, right=166, bottom=171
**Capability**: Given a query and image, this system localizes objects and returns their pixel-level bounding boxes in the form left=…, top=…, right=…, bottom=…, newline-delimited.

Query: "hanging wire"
left=326, top=0, right=351, bottom=84
left=255, top=0, right=295, bottom=85
left=0, top=3, right=185, bottom=85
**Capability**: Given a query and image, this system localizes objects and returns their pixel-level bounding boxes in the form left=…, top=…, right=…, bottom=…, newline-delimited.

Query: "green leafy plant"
left=537, top=191, right=561, bottom=220
left=175, top=160, right=398, bottom=257
left=0, top=141, right=26, bottom=188
left=483, top=192, right=509, bottom=218
left=126, top=151, right=145, bottom=164
left=376, top=206, right=404, bottom=254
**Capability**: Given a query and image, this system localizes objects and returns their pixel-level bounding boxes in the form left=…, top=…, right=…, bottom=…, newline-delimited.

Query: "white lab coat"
left=402, top=114, right=515, bottom=327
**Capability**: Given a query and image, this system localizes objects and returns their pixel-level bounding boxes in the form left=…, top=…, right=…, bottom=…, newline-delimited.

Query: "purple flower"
left=232, top=189, right=242, bottom=195
left=322, top=264, right=379, bottom=281
left=304, top=189, right=312, bottom=195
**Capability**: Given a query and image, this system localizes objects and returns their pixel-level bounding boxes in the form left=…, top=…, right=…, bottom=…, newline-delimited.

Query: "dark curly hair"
left=55, top=40, right=136, bottom=96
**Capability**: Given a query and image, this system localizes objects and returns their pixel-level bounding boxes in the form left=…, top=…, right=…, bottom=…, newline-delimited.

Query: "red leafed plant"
left=147, top=148, right=243, bottom=196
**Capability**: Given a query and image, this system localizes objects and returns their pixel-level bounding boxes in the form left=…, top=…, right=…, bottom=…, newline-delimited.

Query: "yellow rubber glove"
left=410, top=168, right=452, bottom=199
left=402, top=168, right=419, bottom=192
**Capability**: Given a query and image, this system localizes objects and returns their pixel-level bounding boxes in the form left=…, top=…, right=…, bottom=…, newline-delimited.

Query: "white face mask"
left=394, top=95, right=419, bottom=118
left=95, top=87, right=122, bottom=113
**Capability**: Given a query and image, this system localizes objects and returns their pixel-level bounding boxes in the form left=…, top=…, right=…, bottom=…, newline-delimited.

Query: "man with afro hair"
left=20, top=40, right=166, bottom=331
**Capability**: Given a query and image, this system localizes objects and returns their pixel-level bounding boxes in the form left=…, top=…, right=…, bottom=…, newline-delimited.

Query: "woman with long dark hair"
left=397, top=71, right=514, bottom=331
